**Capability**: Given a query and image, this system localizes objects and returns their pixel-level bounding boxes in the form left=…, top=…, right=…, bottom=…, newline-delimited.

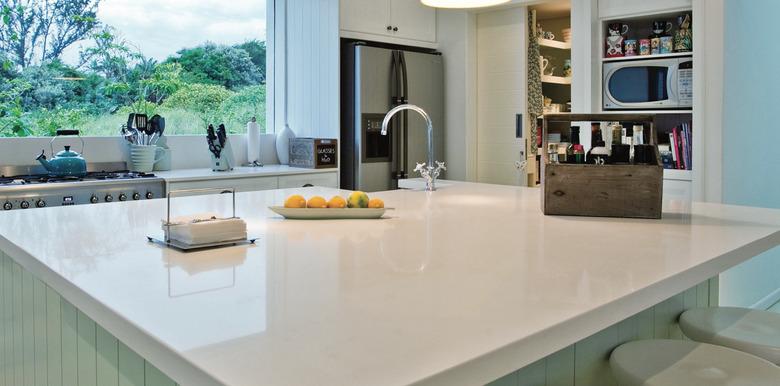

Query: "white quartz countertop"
left=1, top=181, right=779, bottom=386
left=154, top=165, right=336, bottom=182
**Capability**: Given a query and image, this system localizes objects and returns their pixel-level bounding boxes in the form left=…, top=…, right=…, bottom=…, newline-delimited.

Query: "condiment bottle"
left=567, top=126, right=581, bottom=163
left=632, top=124, right=644, bottom=145
left=548, top=143, right=559, bottom=164
left=557, top=143, right=569, bottom=163
left=587, top=123, right=609, bottom=165
left=573, top=144, right=585, bottom=164
left=611, top=123, right=623, bottom=146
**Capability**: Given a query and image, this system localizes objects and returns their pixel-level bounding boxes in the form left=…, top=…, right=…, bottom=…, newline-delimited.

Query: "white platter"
left=268, top=206, right=386, bottom=220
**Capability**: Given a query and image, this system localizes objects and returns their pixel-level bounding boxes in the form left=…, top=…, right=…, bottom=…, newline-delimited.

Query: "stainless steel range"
left=0, top=162, right=165, bottom=211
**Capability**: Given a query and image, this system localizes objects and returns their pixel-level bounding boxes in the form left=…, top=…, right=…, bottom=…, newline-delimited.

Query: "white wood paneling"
left=437, top=10, right=477, bottom=181
left=282, top=0, right=340, bottom=140
left=0, top=253, right=178, bottom=386
left=476, top=7, right=527, bottom=185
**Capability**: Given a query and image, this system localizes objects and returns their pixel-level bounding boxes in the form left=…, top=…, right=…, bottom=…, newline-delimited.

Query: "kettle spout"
left=36, top=150, right=52, bottom=171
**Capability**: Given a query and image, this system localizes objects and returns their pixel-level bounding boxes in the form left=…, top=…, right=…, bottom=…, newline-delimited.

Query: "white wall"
left=436, top=10, right=477, bottom=181
left=475, top=6, right=527, bottom=185
left=718, top=0, right=780, bottom=309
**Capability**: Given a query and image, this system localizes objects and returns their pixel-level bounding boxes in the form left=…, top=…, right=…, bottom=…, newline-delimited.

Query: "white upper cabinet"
left=340, top=0, right=391, bottom=37
left=340, top=0, right=437, bottom=44
left=598, top=0, right=692, bottom=18
left=390, top=0, right=437, bottom=42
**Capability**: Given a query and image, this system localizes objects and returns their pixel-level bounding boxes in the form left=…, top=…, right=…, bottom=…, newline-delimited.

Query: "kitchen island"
left=0, top=181, right=779, bottom=386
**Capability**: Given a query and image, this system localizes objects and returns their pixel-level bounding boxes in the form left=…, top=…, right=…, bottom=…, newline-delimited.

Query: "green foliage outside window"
left=0, top=0, right=267, bottom=137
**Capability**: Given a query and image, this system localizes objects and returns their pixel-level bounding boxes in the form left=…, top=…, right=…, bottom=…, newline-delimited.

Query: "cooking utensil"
left=217, top=124, right=227, bottom=147
left=207, top=124, right=221, bottom=158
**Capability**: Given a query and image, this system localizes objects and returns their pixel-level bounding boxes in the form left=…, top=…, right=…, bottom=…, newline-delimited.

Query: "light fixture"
left=421, top=0, right=511, bottom=8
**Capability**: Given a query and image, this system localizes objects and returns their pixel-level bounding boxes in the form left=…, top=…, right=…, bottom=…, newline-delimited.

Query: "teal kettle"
left=35, top=130, right=87, bottom=177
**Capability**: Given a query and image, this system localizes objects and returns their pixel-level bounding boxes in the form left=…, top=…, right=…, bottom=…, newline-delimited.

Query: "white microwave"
left=603, top=57, right=692, bottom=110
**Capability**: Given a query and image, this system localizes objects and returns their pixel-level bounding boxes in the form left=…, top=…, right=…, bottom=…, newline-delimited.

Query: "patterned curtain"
left=527, top=9, right=542, bottom=155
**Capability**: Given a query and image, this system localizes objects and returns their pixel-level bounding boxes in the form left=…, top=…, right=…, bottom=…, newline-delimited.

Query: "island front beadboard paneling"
left=487, top=278, right=718, bottom=386
left=0, top=252, right=177, bottom=386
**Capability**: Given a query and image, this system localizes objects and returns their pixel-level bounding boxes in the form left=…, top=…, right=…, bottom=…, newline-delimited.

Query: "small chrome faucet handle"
left=413, top=161, right=446, bottom=191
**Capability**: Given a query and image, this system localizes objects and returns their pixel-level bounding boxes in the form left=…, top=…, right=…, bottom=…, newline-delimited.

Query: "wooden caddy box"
left=541, top=113, right=663, bottom=219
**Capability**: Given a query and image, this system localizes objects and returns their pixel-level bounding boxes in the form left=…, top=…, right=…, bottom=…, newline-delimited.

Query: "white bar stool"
left=679, top=307, right=780, bottom=365
left=609, top=339, right=780, bottom=386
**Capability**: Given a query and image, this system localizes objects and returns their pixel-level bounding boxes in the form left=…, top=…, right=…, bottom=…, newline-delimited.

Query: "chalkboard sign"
left=289, top=138, right=338, bottom=169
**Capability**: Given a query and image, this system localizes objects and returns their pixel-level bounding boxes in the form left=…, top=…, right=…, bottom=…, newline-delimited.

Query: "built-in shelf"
left=664, top=169, right=692, bottom=181
left=538, top=38, right=571, bottom=50
left=602, top=52, right=692, bottom=62
left=542, top=75, right=572, bottom=85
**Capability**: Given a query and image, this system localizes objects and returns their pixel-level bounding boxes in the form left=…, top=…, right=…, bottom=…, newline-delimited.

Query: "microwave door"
left=606, top=65, right=669, bottom=109
left=667, top=62, right=679, bottom=107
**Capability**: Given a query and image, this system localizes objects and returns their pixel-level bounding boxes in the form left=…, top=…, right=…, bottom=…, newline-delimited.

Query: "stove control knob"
left=132, top=192, right=141, bottom=201
left=90, top=195, right=99, bottom=204
left=3, top=202, right=12, bottom=210
left=35, top=200, right=46, bottom=208
left=145, top=191, right=154, bottom=200
left=104, top=194, right=114, bottom=203
left=118, top=193, right=127, bottom=202
left=20, top=201, right=30, bottom=209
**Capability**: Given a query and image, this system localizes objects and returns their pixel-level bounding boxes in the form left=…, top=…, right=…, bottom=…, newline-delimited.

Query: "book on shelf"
left=659, top=121, right=692, bottom=170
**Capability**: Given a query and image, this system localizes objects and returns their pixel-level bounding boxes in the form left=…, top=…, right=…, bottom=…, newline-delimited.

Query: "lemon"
left=284, top=194, right=306, bottom=208
left=347, top=191, right=370, bottom=208
left=327, top=196, right=347, bottom=208
left=307, top=196, right=327, bottom=208
left=368, top=198, right=384, bottom=208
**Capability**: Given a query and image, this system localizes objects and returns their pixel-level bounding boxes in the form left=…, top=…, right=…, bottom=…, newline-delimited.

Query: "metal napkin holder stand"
left=147, top=187, right=257, bottom=251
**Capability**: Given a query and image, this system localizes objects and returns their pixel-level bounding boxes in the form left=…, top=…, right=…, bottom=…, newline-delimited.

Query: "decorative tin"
left=289, top=138, right=338, bottom=169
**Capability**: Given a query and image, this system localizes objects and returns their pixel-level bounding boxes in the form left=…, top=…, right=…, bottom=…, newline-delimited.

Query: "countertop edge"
left=412, top=229, right=780, bottom=386
left=0, top=235, right=225, bottom=386
left=157, top=166, right=337, bottom=183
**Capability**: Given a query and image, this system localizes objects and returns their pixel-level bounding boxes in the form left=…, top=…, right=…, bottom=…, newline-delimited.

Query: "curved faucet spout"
left=381, top=104, right=444, bottom=191
left=381, top=104, right=433, bottom=169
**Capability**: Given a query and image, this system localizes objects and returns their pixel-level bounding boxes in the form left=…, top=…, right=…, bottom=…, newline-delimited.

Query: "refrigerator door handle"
left=400, top=51, right=409, bottom=179
left=390, top=51, right=403, bottom=181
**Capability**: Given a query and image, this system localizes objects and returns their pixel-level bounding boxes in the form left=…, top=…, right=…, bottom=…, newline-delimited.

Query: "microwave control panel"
left=678, top=60, right=693, bottom=106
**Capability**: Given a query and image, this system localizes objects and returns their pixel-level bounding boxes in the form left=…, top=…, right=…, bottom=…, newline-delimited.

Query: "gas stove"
left=0, top=163, right=165, bottom=210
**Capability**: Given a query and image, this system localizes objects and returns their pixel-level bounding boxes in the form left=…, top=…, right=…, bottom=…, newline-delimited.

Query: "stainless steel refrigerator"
left=340, top=41, right=444, bottom=192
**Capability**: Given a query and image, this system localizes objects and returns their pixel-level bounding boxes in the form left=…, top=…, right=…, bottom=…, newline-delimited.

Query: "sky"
left=63, top=0, right=267, bottom=64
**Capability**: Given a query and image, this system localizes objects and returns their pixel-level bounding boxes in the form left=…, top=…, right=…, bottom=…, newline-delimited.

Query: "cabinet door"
left=278, top=173, right=339, bottom=189
left=389, top=0, right=436, bottom=42
left=166, top=177, right=278, bottom=194
left=340, top=0, right=391, bottom=36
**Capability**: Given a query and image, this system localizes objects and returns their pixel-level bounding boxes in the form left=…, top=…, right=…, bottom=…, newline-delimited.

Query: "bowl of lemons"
left=269, top=191, right=387, bottom=220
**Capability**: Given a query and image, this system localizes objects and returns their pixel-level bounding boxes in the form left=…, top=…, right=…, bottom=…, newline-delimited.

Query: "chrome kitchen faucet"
left=381, top=104, right=445, bottom=192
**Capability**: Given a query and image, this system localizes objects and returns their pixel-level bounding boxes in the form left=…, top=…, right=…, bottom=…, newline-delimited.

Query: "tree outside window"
left=0, top=0, right=267, bottom=137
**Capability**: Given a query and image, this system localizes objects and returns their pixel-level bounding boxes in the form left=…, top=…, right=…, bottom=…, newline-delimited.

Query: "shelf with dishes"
left=603, top=12, right=691, bottom=60
left=602, top=51, right=692, bottom=62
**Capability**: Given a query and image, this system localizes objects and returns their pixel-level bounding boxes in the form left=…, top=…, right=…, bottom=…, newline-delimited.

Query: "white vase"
left=275, top=124, right=295, bottom=165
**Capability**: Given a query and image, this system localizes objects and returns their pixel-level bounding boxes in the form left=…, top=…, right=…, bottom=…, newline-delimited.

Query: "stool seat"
left=679, top=307, right=780, bottom=364
left=610, top=339, right=780, bottom=386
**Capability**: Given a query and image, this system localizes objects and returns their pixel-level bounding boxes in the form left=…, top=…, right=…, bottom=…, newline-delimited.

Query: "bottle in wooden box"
left=289, top=138, right=338, bottom=169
